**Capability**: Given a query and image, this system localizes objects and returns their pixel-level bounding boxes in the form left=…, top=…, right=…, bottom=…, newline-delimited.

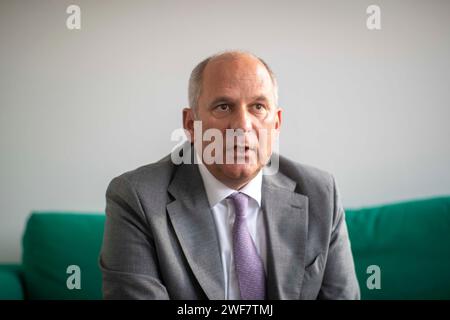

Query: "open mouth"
left=232, top=145, right=254, bottom=152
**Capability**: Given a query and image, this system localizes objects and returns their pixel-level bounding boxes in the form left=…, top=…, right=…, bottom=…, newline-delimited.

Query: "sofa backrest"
left=346, top=196, right=450, bottom=299
left=22, top=213, right=105, bottom=299
left=21, top=196, right=450, bottom=299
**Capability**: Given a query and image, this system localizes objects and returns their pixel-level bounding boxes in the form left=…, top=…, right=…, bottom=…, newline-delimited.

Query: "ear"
left=182, top=107, right=195, bottom=142
left=274, top=107, right=282, bottom=131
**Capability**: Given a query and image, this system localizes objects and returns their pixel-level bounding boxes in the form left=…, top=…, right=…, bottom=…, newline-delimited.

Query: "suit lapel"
left=166, top=162, right=225, bottom=299
left=262, top=173, right=309, bottom=299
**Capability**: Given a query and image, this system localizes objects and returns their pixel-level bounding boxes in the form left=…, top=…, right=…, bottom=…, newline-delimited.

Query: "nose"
left=229, top=105, right=252, bottom=132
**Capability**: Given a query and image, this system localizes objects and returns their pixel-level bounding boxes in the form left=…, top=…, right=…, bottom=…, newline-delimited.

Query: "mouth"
left=231, top=145, right=255, bottom=152
left=221, top=145, right=258, bottom=165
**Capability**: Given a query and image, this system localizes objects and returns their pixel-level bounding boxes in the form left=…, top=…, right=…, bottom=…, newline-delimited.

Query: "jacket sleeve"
left=99, top=175, right=170, bottom=299
left=318, top=175, right=361, bottom=300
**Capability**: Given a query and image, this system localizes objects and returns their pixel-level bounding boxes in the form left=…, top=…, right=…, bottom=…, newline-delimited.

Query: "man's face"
left=184, top=54, right=282, bottom=189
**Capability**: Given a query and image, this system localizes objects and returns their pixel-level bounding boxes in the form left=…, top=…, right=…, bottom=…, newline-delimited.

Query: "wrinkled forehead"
left=201, top=56, right=274, bottom=98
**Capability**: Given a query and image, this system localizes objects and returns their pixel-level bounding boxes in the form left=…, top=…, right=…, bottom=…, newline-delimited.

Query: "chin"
left=221, top=163, right=260, bottom=181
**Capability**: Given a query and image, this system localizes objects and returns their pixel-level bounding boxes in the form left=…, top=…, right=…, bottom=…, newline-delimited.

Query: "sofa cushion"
left=0, top=264, right=24, bottom=300
left=345, top=196, right=450, bottom=299
left=22, top=212, right=105, bottom=299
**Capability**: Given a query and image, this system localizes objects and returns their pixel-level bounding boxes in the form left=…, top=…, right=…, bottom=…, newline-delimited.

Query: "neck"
left=208, top=167, right=260, bottom=191
left=222, top=178, right=251, bottom=191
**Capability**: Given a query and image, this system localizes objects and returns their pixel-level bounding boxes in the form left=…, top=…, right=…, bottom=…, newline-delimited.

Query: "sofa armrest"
left=0, top=264, right=25, bottom=300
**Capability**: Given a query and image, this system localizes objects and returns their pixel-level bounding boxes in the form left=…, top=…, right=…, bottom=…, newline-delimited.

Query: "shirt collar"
left=196, top=151, right=262, bottom=208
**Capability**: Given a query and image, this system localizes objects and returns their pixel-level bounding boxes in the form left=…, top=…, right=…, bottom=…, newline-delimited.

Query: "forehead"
left=201, top=55, right=274, bottom=99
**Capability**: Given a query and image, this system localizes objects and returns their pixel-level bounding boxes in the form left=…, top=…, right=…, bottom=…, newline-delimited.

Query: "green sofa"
left=1, top=196, right=449, bottom=300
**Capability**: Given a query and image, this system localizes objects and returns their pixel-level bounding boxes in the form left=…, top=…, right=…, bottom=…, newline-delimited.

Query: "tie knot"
left=228, top=192, right=249, bottom=217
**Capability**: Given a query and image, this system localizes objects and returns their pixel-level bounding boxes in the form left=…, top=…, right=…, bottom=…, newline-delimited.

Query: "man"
left=99, top=51, right=360, bottom=300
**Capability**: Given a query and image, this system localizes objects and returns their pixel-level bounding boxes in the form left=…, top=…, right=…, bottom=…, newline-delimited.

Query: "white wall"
left=1, top=0, right=449, bottom=262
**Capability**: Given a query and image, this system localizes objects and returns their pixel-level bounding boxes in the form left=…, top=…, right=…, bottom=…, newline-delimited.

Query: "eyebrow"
left=208, top=96, right=236, bottom=109
left=209, top=95, right=270, bottom=108
left=250, top=95, right=270, bottom=102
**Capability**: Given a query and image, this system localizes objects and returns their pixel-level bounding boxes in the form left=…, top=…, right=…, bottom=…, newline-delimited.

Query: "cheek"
left=202, top=117, right=229, bottom=130
left=256, top=118, right=278, bottom=139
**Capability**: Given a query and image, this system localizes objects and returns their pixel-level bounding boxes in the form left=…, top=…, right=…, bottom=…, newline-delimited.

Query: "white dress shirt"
left=196, top=156, right=267, bottom=300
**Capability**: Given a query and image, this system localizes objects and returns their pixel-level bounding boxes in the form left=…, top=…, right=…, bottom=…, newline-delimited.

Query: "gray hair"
left=188, top=51, right=279, bottom=113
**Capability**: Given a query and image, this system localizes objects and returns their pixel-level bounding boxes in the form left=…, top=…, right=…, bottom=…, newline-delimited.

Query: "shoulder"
left=106, top=153, right=177, bottom=197
left=277, top=154, right=335, bottom=196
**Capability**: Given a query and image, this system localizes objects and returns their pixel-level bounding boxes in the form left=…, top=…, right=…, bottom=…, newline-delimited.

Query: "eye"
left=253, top=104, right=266, bottom=112
left=216, top=104, right=230, bottom=112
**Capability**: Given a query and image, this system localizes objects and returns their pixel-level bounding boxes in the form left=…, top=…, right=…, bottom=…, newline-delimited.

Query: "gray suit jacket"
left=99, top=148, right=360, bottom=300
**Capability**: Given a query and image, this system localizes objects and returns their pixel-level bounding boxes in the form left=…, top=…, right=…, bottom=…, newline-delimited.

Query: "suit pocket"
left=305, top=253, right=323, bottom=275
left=300, top=252, right=325, bottom=299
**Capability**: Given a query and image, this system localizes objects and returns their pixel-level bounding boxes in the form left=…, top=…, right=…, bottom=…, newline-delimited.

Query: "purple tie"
left=229, top=192, right=266, bottom=300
